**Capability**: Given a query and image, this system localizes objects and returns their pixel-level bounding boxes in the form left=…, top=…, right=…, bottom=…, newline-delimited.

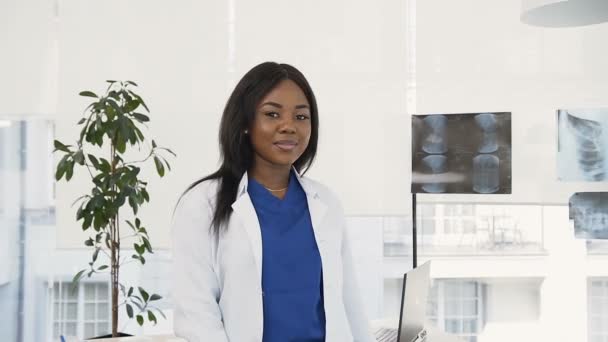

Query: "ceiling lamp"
left=521, top=0, right=608, bottom=27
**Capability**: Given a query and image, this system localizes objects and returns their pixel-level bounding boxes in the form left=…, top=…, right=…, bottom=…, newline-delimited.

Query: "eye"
left=296, top=114, right=310, bottom=121
left=265, top=112, right=279, bottom=118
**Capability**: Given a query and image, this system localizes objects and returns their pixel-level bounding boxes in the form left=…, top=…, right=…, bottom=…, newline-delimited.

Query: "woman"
left=171, top=62, right=375, bottom=342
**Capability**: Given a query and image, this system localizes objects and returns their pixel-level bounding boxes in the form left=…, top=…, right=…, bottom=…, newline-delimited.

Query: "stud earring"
left=244, top=129, right=249, bottom=134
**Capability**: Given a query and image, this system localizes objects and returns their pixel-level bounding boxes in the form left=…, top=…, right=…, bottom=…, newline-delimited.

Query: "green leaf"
left=84, top=238, right=94, bottom=247
left=142, top=237, right=153, bottom=253
left=65, top=160, right=75, bottom=181
left=139, top=287, right=150, bottom=302
left=160, top=147, right=177, bottom=157
left=149, top=294, right=162, bottom=301
left=132, top=113, right=150, bottom=122
left=117, top=137, right=127, bottom=154
left=154, top=156, right=165, bottom=177
left=152, top=307, right=167, bottom=319
left=97, top=265, right=108, bottom=271
left=128, top=91, right=149, bottom=113
left=128, top=287, right=134, bottom=297
left=126, top=80, right=138, bottom=87
left=92, top=248, right=99, bottom=262
left=136, top=243, right=146, bottom=255
left=141, top=189, right=150, bottom=202
left=126, top=304, right=134, bottom=318
left=106, top=80, right=117, bottom=84
left=73, top=150, right=85, bottom=165
left=54, top=140, right=70, bottom=153
left=82, top=214, right=93, bottom=231
left=88, top=154, right=100, bottom=169
left=77, top=118, right=86, bottom=125
left=55, top=156, right=68, bottom=181
left=99, top=158, right=111, bottom=173
left=151, top=140, right=157, bottom=148
left=129, top=196, right=139, bottom=215
left=135, top=218, right=141, bottom=228
left=71, top=270, right=85, bottom=286
left=79, top=91, right=98, bottom=98
left=147, top=310, right=157, bottom=325
left=136, top=315, right=144, bottom=326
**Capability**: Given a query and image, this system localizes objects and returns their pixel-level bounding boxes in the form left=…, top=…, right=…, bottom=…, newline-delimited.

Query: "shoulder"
left=299, top=175, right=344, bottom=210
left=174, top=178, right=220, bottom=213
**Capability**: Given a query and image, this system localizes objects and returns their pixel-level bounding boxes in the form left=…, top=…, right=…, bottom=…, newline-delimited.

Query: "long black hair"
left=181, top=62, right=319, bottom=237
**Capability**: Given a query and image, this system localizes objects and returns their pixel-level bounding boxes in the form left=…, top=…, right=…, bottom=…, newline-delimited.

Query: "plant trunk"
left=111, top=144, right=119, bottom=337
left=111, top=227, right=118, bottom=337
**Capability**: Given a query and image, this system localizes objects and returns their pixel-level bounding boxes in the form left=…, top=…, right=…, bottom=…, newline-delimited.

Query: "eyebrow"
left=260, top=101, right=309, bottom=110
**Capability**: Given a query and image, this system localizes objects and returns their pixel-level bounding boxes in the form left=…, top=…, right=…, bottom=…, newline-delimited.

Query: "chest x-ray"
left=411, top=112, right=512, bottom=194
left=557, top=109, right=608, bottom=181
left=570, top=192, right=608, bottom=239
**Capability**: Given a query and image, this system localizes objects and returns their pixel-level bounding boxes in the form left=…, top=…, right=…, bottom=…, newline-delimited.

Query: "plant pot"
left=86, top=332, right=133, bottom=340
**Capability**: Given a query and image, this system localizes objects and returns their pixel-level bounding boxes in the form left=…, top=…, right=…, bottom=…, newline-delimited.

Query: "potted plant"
left=54, top=80, right=175, bottom=338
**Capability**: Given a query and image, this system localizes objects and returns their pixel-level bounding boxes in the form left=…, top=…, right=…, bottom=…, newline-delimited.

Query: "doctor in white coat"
left=171, top=62, right=375, bottom=342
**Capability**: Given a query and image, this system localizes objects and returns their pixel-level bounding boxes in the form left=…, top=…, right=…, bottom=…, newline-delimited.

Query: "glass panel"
left=463, top=319, right=477, bottom=333
left=97, top=322, right=109, bottom=335
left=445, top=319, right=461, bottom=333
left=85, top=303, right=96, bottom=320
left=65, top=322, right=77, bottom=336
left=85, top=284, right=96, bottom=301
left=84, top=322, right=96, bottom=339
left=97, top=303, right=109, bottom=319
left=462, top=299, right=478, bottom=316
left=462, top=282, right=477, bottom=297
left=53, top=323, right=60, bottom=338
left=53, top=303, right=60, bottom=317
left=591, top=281, right=604, bottom=297
left=445, top=300, right=460, bottom=316
left=445, top=282, right=461, bottom=298
left=65, top=284, right=78, bottom=301
left=97, top=283, right=109, bottom=300
left=66, top=303, right=78, bottom=320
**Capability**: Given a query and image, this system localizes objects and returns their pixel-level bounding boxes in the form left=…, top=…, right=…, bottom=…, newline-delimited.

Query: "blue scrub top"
left=248, top=171, right=326, bottom=342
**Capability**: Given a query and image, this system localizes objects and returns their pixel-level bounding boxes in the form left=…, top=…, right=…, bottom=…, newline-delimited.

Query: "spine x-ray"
left=569, top=192, right=608, bottom=239
left=557, top=109, right=608, bottom=181
left=412, top=112, right=512, bottom=194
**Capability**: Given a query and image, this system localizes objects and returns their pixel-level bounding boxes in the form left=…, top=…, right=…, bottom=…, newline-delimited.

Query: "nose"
left=278, top=115, right=296, bottom=134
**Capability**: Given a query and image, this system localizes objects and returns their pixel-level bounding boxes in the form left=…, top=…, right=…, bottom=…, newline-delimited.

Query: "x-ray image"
left=557, top=109, right=608, bottom=181
left=412, top=112, right=512, bottom=194
left=570, top=192, right=608, bottom=239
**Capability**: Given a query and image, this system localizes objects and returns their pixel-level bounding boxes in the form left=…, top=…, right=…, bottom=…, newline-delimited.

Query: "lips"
left=274, top=140, right=297, bottom=151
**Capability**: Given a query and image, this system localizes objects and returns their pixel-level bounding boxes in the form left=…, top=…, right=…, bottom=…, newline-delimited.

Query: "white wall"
left=0, top=0, right=58, bottom=118
left=53, top=0, right=412, bottom=248
left=415, top=0, right=608, bottom=205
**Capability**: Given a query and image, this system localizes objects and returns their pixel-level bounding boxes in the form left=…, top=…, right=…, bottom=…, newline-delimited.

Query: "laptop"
left=375, top=261, right=431, bottom=342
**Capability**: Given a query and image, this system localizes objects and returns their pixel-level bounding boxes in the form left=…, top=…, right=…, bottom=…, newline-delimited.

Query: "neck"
left=249, top=163, right=292, bottom=191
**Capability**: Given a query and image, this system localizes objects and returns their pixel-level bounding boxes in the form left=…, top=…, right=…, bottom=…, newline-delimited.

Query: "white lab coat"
left=171, top=170, right=375, bottom=342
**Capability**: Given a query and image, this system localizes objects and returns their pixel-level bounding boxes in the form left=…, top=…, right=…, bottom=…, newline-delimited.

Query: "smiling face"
left=249, top=79, right=312, bottom=173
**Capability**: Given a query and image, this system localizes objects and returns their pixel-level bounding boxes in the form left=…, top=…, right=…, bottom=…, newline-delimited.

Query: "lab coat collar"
left=235, top=166, right=319, bottom=199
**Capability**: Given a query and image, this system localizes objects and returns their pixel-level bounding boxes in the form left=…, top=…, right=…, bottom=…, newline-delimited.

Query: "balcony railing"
left=382, top=203, right=548, bottom=257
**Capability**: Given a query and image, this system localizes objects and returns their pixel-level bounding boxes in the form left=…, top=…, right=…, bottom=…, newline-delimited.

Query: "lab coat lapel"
left=294, top=171, right=329, bottom=243
left=230, top=174, right=263, bottom=288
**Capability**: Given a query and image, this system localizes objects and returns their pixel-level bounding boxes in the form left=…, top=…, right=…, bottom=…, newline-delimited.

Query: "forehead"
left=258, top=79, right=309, bottom=107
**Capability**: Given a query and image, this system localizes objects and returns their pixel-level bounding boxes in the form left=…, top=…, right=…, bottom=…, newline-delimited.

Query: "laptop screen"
left=396, top=261, right=431, bottom=342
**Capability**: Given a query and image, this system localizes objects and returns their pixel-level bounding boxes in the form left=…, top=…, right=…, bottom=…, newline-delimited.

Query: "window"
left=443, top=205, right=476, bottom=235
left=589, top=278, right=608, bottom=342
left=50, top=281, right=110, bottom=341
left=427, top=280, right=484, bottom=342
left=417, top=204, right=436, bottom=235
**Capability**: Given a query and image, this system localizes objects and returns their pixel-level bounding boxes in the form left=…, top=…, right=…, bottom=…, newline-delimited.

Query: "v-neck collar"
left=248, top=171, right=304, bottom=209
